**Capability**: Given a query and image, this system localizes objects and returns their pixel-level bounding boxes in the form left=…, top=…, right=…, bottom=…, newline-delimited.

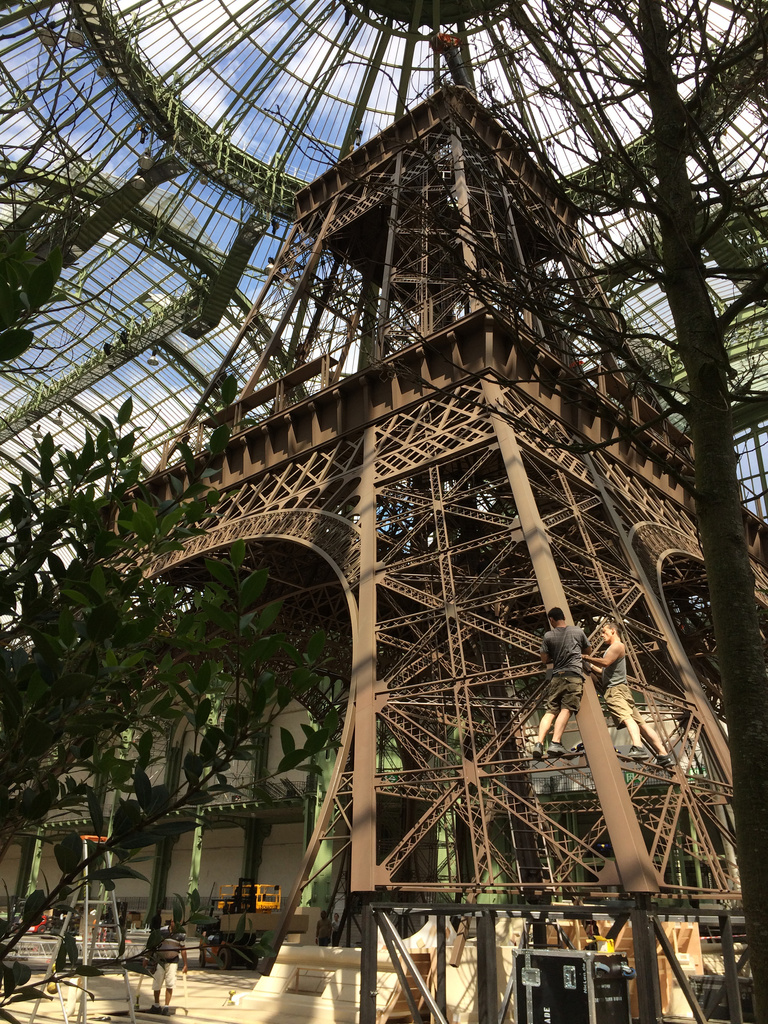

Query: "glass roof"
left=1, top=0, right=766, bottom=494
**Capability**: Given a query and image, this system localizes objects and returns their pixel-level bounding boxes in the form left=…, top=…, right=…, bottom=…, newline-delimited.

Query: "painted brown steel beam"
left=484, top=377, right=661, bottom=893
left=351, top=424, right=380, bottom=891
left=145, top=315, right=705, bottom=521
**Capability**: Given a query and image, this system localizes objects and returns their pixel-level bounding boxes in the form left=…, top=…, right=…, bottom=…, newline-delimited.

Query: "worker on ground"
left=145, top=914, right=187, bottom=1014
left=316, top=910, right=333, bottom=946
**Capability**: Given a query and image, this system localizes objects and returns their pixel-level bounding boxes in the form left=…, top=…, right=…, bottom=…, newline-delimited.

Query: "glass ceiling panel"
left=0, top=0, right=766, bottom=491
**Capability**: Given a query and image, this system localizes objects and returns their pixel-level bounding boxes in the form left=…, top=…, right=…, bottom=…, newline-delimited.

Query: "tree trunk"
left=638, top=0, right=768, bottom=1018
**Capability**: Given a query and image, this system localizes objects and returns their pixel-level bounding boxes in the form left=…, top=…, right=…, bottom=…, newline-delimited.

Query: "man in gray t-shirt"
left=531, top=607, right=591, bottom=759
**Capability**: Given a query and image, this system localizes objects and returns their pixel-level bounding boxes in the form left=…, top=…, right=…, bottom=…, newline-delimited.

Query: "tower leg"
left=360, top=903, right=378, bottom=1024
left=630, top=896, right=663, bottom=1024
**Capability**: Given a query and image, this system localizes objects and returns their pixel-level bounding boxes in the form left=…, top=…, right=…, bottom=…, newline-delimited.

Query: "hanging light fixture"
left=148, top=348, right=160, bottom=367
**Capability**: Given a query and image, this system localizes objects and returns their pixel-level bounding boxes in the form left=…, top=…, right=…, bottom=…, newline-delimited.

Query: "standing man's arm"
left=540, top=637, right=551, bottom=668
left=583, top=640, right=622, bottom=670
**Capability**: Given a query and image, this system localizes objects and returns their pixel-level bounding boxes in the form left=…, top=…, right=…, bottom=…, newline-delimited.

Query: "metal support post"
left=360, top=903, right=378, bottom=1024
left=436, top=914, right=447, bottom=1022
left=476, top=911, right=498, bottom=1024
left=629, top=897, right=663, bottom=1024
left=719, top=915, right=744, bottom=1024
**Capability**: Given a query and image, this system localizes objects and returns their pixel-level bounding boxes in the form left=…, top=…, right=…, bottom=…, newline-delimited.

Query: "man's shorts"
left=544, top=673, right=583, bottom=713
left=153, top=961, right=178, bottom=990
left=604, top=683, right=643, bottom=727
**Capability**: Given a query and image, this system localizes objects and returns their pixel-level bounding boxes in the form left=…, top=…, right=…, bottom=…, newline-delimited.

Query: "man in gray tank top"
left=531, top=607, right=591, bottom=758
left=582, top=621, right=674, bottom=766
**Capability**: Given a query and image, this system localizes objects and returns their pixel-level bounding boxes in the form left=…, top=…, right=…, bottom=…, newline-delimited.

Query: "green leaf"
left=220, top=375, right=238, bottom=405
left=209, top=424, right=230, bottom=454
left=306, top=630, right=326, bottom=663
left=58, top=604, right=76, bottom=645
left=258, top=600, right=282, bottom=632
left=277, top=749, right=308, bottom=772
left=46, top=246, right=63, bottom=279
left=23, top=890, right=47, bottom=920
left=184, top=750, right=204, bottom=782
left=0, top=327, right=34, bottom=360
left=201, top=603, right=236, bottom=632
left=230, top=538, right=245, bottom=568
left=240, top=569, right=268, bottom=609
left=133, top=767, right=152, bottom=810
left=137, top=730, right=154, bottom=767
left=172, top=894, right=186, bottom=927
left=25, top=258, right=57, bottom=308
left=190, top=660, right=212, bottom=694
left=21, top=718, right=55, bottom=756
left=87, top=787, right=104, bottom=836
left=85, top=603, right=117, bottom=642
left=2, top=964, right=16, bottom=998
left=128, top=501, right=158, bottom=542
left=194, top=698, right=212, bottom=728
left=90, top=564, right=106, bottom=598
left=323, top=706, right=339, bottom=736
left=117, top=397, right=133, bottom=426
left=204, top=558, right=235, bottom=589
left=11, top=963, right=31, bottom=988
left=53, top=833, right=82, bottom=875
left=88, top=866, right=147, bottom=882
left=301, top=728, right=329, bottom=756
left=290, top=666, right=316, bottom=692
left=280, top=728, right=295, bottom=755
left=8, top=987, right=52, bottom=1004
left=145, top=820, right=198, bottom=837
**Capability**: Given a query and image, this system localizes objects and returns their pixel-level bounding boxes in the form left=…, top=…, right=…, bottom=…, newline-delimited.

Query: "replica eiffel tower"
left=148, top=86, right=765, bottom=923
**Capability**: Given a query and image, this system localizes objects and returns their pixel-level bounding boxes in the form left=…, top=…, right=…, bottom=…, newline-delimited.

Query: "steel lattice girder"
left=143, top=91, right=768, bottom=924
left=147, top=315, right=749, bottom=907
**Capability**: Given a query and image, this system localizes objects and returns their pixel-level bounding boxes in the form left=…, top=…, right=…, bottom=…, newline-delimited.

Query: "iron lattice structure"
left=147, top=89, right=768, bottom=914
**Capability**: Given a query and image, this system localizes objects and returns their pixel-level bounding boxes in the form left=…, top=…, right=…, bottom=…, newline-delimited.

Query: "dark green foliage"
left=0, top=236, right=61, bottom=361
left=0, top=410, right=335, bottom=1014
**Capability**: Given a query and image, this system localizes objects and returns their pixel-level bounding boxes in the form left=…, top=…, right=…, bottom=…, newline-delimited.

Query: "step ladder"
left=24, top=836, right=138, bottom=1024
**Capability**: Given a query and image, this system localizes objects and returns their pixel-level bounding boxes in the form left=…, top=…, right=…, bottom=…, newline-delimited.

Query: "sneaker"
left=531, top=742, right=543, bottom=759
left=547, top=741, right=567, bottom=756
left=628, top=745, right=651, bottom=760
left=655, top=752, right=675, bottom=767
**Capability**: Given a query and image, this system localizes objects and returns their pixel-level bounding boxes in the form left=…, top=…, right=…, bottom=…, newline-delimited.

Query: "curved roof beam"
left=0, top=290, right=201, bottom=446
left=72, top=0, right=306, bottom=216
left=1, top=159, right=260, bottom=315
left=59, top=155, right=186, bottom=266
left=186, top=216, right=269, bottom=338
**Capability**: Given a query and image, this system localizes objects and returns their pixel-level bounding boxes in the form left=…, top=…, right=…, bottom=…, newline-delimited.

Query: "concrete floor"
left=12, top=967, right=266, bottom=1024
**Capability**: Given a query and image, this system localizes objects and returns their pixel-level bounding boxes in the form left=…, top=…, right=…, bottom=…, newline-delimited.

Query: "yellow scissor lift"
left=199, top=879, right=281, bottom=969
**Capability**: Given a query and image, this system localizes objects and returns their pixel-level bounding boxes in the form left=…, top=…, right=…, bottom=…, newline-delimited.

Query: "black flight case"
left=513, top=947, right=634, bottom=1024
